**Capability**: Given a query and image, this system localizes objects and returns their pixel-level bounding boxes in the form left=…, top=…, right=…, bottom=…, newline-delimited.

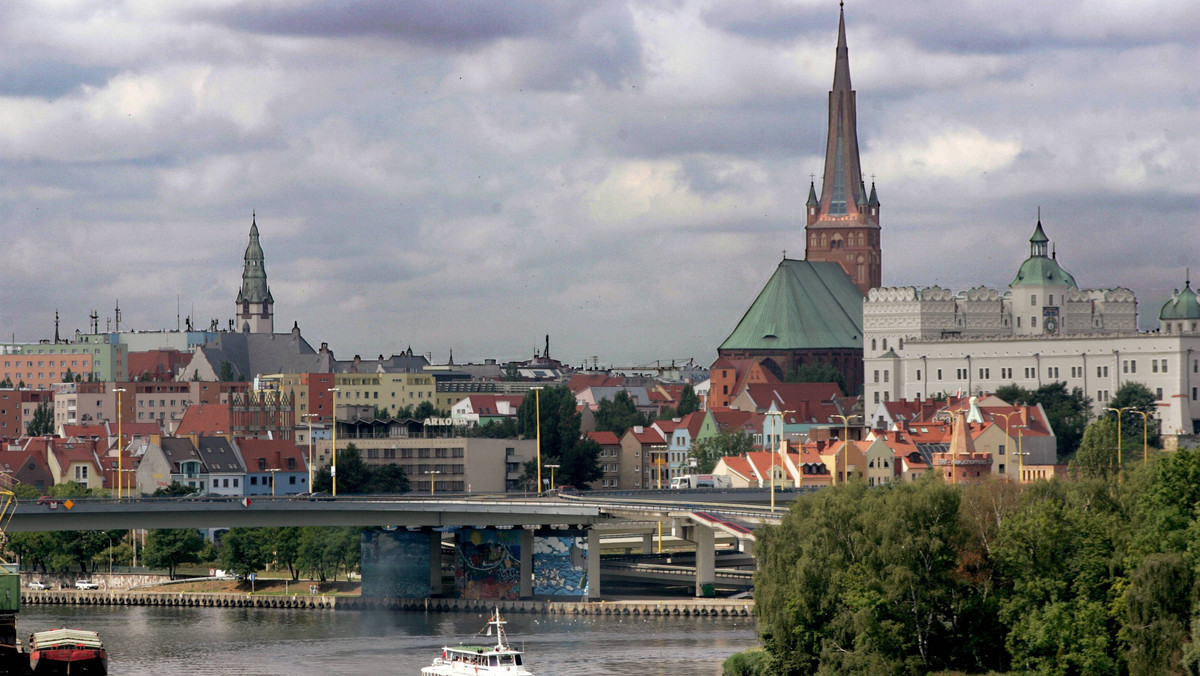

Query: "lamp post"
left=302, top=413, right=318, bottom=493
left=530, top=386, right=544, bottom=495
left=266, top=468, right=280, bottom=497
left=995, top=411, right=1023, bottom=483
left=330, top=387, right=340, bottom=496
left=543, top=464, right=560, bottom=492
left=1106, top=406, right=1131, bottom=474
left=113, top=387, right=126, bottom=499
left=765, top=411, right=782, bottom=512
left=1129, top=409, right=1152, bottom=464
left=831, top=414, right=861, bottom=485
left=425, top=470, right=441, bottom=496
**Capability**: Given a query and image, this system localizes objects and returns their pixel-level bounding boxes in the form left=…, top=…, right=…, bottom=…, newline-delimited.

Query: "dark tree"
left=312, top=443, right=408, bottom=494
left=559, top=438, right=603, bottom=489
left=144, top=528, right=206, bottom=578
left=152, top=482, right=198, bottom=497
left=677, top=384, right=701, bottom=416
left=594, top=390, right=649, bottom=434
left=219, top=527, right=269, bottom=579
left=26, top=401, right=54, bottom=436
left=784, top=360, right=847, bottom=395
left=516, top=386, right=580, bottom=459
left=1106, top=382, right=1161, bottom=451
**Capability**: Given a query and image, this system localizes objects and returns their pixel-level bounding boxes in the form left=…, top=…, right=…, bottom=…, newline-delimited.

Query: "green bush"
left=723, top=647, right=770, bottom=676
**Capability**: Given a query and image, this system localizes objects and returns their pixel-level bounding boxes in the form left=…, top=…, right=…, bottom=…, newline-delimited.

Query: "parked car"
left=75, top=580, right=99, bottom=590
left=27, top=581, right=48, bottom=590
left=36, top=495, right=58, bottom=507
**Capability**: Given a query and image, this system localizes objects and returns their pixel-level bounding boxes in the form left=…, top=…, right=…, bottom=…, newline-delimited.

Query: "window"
left=937, top=369, right=942, bottom=380
left=1153, top=360, right=1158, bottom=373
left=998, top=444, right=1006, bottom=455
left=1161, top=359, right=1168, bottom=373
left=1157, top=388, right=1163, bottom=400
left=1031, top=294, right=1037, bottom=304
left=874, top=370, right=880, bottom=383
left=883, top=370, right=889, bottom=383
left=1031, top=316, right=1037, bottom=328
left=916, top=369, right=922, bottom=381
left=74, top=465, right=88, bottom=482
left=1049, top=294, right=1054, bottom=305
left=874, top=392, right=880, bottom=404
left=250, top=476, right=258, bottom=485
left=1131, top=360, right=1136, bottom=373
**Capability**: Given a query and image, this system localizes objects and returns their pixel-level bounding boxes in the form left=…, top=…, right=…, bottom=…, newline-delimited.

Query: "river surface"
left=17, top=605, right=758, bottom=675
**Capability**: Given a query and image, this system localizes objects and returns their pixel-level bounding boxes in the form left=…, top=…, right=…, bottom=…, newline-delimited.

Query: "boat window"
left=515, top=655, right=523, bottom=665
left=489, top=656, right=499, bottom=666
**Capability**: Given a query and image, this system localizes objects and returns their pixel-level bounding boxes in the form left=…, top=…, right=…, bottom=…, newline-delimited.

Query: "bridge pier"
left=588, top=527, right=601, bottom=600
left=642, top=532, right=654, bottom=554
left=693, top=524, right=715, bottom=598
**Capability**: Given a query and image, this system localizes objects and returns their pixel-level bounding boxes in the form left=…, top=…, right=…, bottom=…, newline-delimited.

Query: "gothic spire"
left=239, top=213, right=270, bottom=304
left=814, top=3, right=868, bottom=221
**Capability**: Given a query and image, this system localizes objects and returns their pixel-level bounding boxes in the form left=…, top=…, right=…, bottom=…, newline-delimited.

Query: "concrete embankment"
left=21, top=591, right=754, bottom=617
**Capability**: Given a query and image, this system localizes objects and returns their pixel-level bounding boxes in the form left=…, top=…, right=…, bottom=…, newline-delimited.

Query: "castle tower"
left=804, top=5, right=881, bottom=296
left=235, top=214, right=274, bottom=334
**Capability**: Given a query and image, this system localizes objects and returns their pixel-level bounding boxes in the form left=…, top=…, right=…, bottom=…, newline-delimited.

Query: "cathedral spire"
left=804, top=4, right=881, bottom=296
left=814, top=2, right=867, bottom=220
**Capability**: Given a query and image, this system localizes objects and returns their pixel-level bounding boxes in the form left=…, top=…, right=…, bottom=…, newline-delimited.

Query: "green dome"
left=1010, top=220, right=1077, bottom=288
left=1160, top=283, right=1200, bottom=321
left=1011, top=256, right=1077, bottom=288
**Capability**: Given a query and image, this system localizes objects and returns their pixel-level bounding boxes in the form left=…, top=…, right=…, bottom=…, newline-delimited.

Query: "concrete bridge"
left=8, top=492, right=783, bottom=598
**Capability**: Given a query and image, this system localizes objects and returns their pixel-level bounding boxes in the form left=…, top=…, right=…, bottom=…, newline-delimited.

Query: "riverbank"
left=20, top=589, right=753, bottom=616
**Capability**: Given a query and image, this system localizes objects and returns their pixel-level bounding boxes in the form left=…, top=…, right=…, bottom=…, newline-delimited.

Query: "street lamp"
left=113, top=387, right=126, bottom=499
left=764, top=410, right=784, bottom=512
left=302, top=413, right=319, bottom=492
left=425, top=470, right=441, bottom=496
left=330, top=387, right=340, bottom=496
left=266, top=468, right=280, bottom=497
left=831, top=414, right=861, bottom=486
left=543, top=464, right=560, bottom=492
left=994, top=411, right=1024, bottom=483
left=1128, top=409, right=1152, bottom=464
left=1106, top=406, right=1132, bottom=474
left=530, top=386, right=544, bottom=495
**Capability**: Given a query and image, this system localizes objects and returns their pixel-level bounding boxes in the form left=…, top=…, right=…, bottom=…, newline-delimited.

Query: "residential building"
left=586, top=431, right=623, bottom=489
left=237, top=438, right=308, bottom=496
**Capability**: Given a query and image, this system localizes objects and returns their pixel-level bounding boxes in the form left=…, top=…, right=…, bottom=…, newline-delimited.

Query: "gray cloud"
left=0, top=0, right=1195, bottom=368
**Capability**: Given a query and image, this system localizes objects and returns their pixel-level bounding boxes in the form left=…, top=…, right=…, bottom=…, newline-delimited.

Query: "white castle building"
left=864, top=221, right=1200, bottom=439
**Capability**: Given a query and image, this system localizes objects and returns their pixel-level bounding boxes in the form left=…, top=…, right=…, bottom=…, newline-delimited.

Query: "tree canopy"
left=690, top=431, right=753, bottom=473
left=747, top=448, right=1200, bottom=675
left=784, top=360, right=847, bottom=395
left=312, top=444, right=410, bottom=494
left=26, top=401, right=54, bottom=436
left=594, top=390, right=650, bottom=434
left=144, top=528, right=206, bottom=578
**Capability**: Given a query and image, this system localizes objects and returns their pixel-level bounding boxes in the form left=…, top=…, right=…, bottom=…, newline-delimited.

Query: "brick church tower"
left=804, top=5, right=881, bottom=296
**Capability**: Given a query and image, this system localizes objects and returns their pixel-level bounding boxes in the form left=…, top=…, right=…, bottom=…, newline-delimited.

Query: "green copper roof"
left=1011, top=256, right=1077, bottom=288
left=1160, top=282, right=1200, bottom=320
left=719, top=259, right=863, bottom=351
left=1011, top=220, right=1077, bottom=288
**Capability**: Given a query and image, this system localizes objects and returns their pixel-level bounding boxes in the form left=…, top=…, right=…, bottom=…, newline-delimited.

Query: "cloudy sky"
left=0, top=1, right=1196, bottom=368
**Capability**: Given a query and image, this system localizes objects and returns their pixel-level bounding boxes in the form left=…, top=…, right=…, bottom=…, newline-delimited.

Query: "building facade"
left=864, top=224, right=1200, bottom=436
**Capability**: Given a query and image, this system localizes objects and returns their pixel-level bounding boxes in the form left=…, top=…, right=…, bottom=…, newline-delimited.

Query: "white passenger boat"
left=421, top=608, right=533, bottom=675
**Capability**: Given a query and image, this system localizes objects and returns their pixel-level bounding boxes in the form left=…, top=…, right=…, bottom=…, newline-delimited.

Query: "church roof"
left=239, top=216, right=271, bottom=305
left=1160, top=280, right=1200, bottom=320
left=719, top=259, right=863, bottom=351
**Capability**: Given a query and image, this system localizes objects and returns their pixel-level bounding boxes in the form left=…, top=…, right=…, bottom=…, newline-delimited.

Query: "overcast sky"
left=1, top=1, right=1196, bottom=368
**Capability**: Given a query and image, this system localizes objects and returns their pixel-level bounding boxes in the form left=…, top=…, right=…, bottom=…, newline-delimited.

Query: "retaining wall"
left=20, top=591, right=753, bottom=617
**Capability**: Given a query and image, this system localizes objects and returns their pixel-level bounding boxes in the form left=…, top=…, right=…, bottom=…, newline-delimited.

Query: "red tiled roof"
left=740, top=383, right=842, bottom=420
left=624, top=427, right=666, bottom=445
left=175, top=404, right=232, bottom=436
left=238, top=438, right=307, bottom=471
left=567, top=373, right=626, bottom=392
left=62, top=423, right=108, bottom=440
left=587, top=431, right=621, bottom=446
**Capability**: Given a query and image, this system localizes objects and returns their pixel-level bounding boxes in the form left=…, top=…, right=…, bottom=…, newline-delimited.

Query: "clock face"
left=1045, top=317, right=1058, bottom=334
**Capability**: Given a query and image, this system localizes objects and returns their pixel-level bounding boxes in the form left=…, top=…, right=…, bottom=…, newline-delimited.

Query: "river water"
left=16, top=606, right=758, bottom=675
